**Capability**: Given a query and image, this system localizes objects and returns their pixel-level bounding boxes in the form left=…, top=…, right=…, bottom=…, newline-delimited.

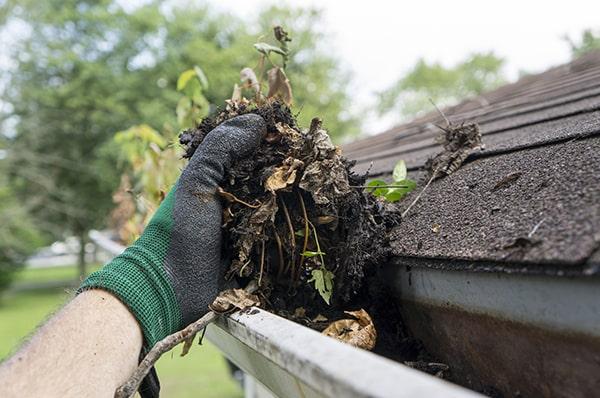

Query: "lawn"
left=0, top=266, right=242, bottom=398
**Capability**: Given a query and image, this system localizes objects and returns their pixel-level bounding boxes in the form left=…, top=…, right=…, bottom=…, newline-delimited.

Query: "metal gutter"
left=206, top=308, right=482, bottom=398
left=387, top=262, right=600, bottom=397
left=88, top=231, right=482, bottom=397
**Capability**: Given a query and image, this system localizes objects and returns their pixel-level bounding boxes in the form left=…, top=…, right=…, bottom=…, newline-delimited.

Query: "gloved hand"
left=79, top=114, right=266, bottom=348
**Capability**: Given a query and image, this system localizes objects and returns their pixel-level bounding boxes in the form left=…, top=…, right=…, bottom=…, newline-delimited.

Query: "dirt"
left=180, top=99, right=452, bottom=380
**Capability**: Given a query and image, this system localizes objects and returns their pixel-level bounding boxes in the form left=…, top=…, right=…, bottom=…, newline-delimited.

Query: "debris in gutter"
left=322, top=309, right=377, bottom=350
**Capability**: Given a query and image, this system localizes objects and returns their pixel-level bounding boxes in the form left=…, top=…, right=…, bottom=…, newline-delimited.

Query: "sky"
left=213, top=0, right=600, bottom=134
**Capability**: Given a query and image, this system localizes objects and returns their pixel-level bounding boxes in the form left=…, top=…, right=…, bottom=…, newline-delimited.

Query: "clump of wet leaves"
left=181, top=103, right=398, bottom=313
left=179, top=26, right=400, bottom=349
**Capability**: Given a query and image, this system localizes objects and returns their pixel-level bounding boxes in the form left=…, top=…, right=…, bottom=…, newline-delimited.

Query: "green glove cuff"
left=78, top=190, right=182, bottom=348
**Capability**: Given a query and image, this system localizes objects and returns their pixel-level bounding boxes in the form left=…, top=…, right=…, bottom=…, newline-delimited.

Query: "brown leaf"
left=267, top=67, right=293, bottom=106
left=322, top=309, right=377, bottom=350
left=299, top=159, right=350, bottom=205
left=230, top=83, right=242, bottom=102
left=209, top=288, right=261, bottom=314
left=312, top=314, right=328, bottom=322
left=264, top=157, right=304, bottom=192
left=294, top=307, right=306, bottom=318
left=240, top=67, right=260, bottom=94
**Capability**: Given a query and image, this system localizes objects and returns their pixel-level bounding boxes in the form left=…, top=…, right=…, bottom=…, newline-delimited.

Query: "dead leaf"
left=209, top=288, right=261, bottom=314
left=240, top=67, right=260, bottom=94
left=299, top=159, right=351, bottom=205
left=264, top=157, right=304, bottom=192
left=312, top=314, right=328, bottom=322
left=228, top=195, right=278, bottom=278
left=267, top=67, right=293, bottom=106
left=322, top=309, right=377, bottom=350
left=230, top=83, right=242, bottom=102
left=317, top=215, right=336, bottom=225
left=294, top=307, right=306, bottom=318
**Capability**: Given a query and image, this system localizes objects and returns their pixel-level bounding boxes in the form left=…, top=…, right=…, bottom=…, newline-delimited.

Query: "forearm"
left=0, top=289, right=142, bottom=397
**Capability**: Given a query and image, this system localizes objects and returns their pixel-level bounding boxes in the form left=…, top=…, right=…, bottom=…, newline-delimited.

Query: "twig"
left=401, top=174, right=435, bottom=219
left=258, top=237, right=266, bottom=287
left=115, top=311, right=217, bottom=398
left=216, top=187, right=262, bottom=208
left=528, top=218, right=546, bottom=238
left=272, top=224, right=285, bottom=278
left=279, top=195, right=296, bottom=277
left=429, top=98, right=450, bottom=127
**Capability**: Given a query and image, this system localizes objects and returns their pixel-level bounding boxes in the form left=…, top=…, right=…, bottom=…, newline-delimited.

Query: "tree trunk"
left=78, top=229, right=87, bottom=280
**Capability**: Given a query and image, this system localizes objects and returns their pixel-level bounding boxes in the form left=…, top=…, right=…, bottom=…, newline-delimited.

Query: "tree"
left=565, top=29, right=600, bottom=59
left=1, top=0, right=356, bottom=278
left=0, top=143, right=44, bottom=295
left=377, top=52, right=506, bottom=121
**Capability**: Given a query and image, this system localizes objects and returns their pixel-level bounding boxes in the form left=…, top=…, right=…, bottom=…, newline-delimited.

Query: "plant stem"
left=308, top=220, right=325, bottom=268
left=258, top=237, right=266, bottom=287
left=401, top=174, right=435, bottom=219
left=272, top=224, right=285, bottom=278
left=297, top=192, right=310, bottom=279
left=351, top=184, right=414, bottom=189
left=279, top=195, right=296, bottom=277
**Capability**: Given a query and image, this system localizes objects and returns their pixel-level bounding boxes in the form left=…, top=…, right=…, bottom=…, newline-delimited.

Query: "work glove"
left=78, top=114, right=266, bottom=393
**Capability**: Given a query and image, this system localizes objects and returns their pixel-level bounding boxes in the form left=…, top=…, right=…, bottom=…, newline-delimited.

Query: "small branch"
left=528, top=218, right=546, bottom=238
left=279, top=195, right=296, bottom=277
left=272, top=224, right=285, bottom=278
left=115, top=311, right=217, bottom=398
left=258, top=238, right=266, bottom=287
left=401, top=175, right=435, bottom=219
left=216, top=187, right=262, bottom=208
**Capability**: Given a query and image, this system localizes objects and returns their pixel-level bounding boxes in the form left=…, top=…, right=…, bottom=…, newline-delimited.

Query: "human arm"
left=0, top=290, right=142, bottom=397
left=0, top=114, right=266, bottom=397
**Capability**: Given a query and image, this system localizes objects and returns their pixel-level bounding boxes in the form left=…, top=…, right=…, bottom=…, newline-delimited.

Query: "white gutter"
left=206, top=308, right=482, bottom=398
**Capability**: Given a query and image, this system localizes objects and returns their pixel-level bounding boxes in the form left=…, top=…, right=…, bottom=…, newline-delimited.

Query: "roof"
left=344, top=51, right=600, bottom=274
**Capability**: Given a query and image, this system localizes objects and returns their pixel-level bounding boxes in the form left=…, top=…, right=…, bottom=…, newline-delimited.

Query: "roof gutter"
left=206, top=308, right=482, bottom=398
left=386, top=260, right=600, bottom=396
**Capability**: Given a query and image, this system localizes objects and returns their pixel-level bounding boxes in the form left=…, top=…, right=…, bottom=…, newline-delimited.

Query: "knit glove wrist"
left=79, top=114, right=266, bottom=348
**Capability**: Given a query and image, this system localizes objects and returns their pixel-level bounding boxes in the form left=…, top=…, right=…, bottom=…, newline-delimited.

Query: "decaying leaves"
left=264, top=157, right=304, bottom=192
left=322, top=309, right=377, bottom=350
left=426, top=122, right=483, bottom=179
left=267, top=67, right=293, bottom=106
left=209, top=288, right=261, bottom=314
left=240, top=67, right=260, bottom=94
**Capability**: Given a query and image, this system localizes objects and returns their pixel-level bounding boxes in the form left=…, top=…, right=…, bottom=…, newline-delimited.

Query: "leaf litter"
left=180, top=99, right=400, bottom=351
left=175, top=26, right=482, bottom=379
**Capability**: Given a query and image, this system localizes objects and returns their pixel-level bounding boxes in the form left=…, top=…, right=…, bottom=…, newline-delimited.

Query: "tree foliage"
left=0, top=0, right=356, bottom=277
left=377, top=52, right=506, bottom=120
left=565, top=29, right=600, bottom=59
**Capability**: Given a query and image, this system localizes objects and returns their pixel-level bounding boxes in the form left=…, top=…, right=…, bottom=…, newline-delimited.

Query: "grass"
left=12, top=264, right=102, bottom=286
left=0, top=266, right=242, bottom=398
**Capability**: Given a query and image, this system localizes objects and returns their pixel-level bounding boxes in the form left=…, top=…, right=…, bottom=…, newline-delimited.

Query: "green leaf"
left=295, top=229, right=310, bottom=237
left=193, top=66, right=209, bottom=90
left=366, top=179, right=388, bottom=197
left=384, top=189, right=406, bottom=202
left=302, top=250, right=326, bottom=258
left=308, top=268, right=334, bottom=305
left=177, top=69, right=196, bottom=91
left=383, top=179, right=417, bottom=202
left=393, top=160, right=407, bottom=182
left=394, top=179, right=417, bottom=191
left=254, top=42, right=286, bottom=56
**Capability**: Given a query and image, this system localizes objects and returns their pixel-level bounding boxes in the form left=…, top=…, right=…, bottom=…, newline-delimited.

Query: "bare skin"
left=0, top=289, right=142, bottom=398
